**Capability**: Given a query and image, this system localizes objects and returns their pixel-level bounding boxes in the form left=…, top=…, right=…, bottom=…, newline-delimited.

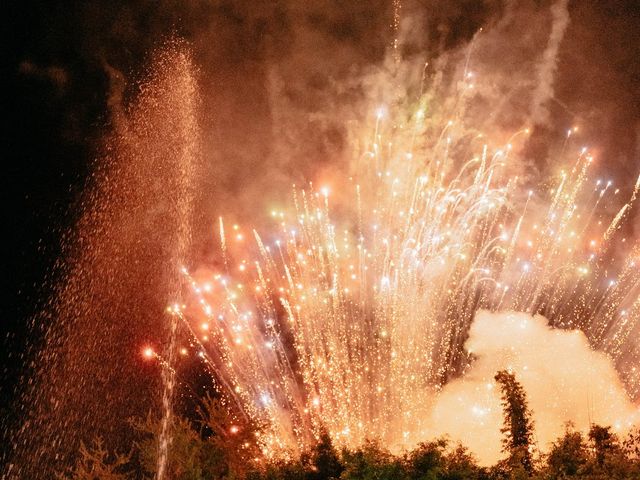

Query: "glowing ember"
left=143, top=347, right=155, bottom=359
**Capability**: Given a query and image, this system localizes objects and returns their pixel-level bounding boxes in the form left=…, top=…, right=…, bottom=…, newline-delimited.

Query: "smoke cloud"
left=429, top=310, right=639, bottom=465
left=530, top=0, right=570, bottom=126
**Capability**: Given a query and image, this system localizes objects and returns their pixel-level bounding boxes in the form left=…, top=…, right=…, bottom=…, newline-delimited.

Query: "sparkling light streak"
left=149, top=69, right=640, bottom=461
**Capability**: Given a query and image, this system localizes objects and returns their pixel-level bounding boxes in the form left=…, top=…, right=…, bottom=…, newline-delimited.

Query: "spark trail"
left=160, top=68, right=640, bottom=461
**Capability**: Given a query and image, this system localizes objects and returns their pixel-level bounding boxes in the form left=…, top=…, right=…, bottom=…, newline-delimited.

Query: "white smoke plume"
left=428, top=310, right=639, bottom=465
left=530, top=0, right=570, bottom=125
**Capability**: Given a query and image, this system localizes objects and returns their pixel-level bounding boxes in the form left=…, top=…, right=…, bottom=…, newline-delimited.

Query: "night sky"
left=2, top=0, right=640, bottom=471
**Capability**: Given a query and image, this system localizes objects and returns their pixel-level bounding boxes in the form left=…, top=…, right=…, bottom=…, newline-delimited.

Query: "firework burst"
left=158, top=68, right=640, bottom=460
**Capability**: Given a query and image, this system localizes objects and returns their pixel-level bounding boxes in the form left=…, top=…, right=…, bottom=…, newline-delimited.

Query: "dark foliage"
left=60, top=373, right=640, bottom=480
left=57, top=438, right=131, bottom=480
left=308, top=431, right=344, bottom=480
left=545, top=423, right=589, bottom=477
left=494, top=370, right=535, bottom=474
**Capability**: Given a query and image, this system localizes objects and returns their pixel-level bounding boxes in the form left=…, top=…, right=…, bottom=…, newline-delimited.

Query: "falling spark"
left=131, top=54, right=640, bottom=462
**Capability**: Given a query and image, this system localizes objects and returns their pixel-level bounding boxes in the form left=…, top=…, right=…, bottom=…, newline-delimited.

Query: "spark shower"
left=5, top=2, right=640, bottom=477
left=167, top=68, right=640, bottom=462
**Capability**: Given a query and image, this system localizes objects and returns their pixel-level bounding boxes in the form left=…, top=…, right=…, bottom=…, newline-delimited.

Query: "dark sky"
left=2, top=0, right=640, bottom=473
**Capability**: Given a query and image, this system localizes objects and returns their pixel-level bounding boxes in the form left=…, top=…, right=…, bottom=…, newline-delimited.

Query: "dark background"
left=2, top=0, right=639, bottom=471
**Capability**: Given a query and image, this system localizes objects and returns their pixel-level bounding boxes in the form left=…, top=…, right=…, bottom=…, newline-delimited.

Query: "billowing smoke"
left=429, top=310, right=639, bottom=465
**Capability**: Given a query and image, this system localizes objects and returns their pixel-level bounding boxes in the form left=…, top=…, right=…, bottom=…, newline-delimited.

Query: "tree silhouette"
left=57, top=438, right=131, bottom=480
left=588, top=424, right=618, bottom=467
left=546, top=422, right=588, bottom=477
left=494, top=370, right=535, bottom=474
left=60, top=395, right=640, bottom=479
left=307, top=431, right=343, bottom=480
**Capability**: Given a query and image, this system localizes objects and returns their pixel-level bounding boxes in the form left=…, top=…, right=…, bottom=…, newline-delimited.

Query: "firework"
left=149, top=68, right=640, bottom=461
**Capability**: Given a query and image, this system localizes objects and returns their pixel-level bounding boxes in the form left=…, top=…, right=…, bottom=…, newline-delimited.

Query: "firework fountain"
left=159, top=56, right=640, bottom=463
left=4, top=42, right=200, bottom=479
